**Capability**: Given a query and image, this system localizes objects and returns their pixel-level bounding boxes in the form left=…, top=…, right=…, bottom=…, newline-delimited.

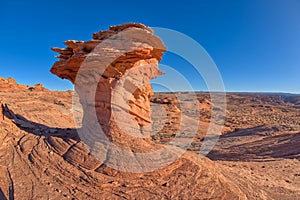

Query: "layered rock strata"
left=51, top=24, right=166, bottom=153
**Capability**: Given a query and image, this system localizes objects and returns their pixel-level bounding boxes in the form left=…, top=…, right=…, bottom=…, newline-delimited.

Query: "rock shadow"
left=1, top=104, right=80, bottom=142
left=0, top=188, right=7, bottom=200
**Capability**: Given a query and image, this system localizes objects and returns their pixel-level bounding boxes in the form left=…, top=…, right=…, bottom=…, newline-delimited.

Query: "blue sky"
left=0, top=0, right=299, bottom=93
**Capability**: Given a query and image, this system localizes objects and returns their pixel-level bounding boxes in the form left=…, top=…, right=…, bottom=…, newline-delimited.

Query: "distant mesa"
left=0, top=76, right=46, bottom=92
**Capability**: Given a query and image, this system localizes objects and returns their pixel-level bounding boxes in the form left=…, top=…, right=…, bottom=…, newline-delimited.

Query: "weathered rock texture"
left=1, top=76, right=300, bottom=199
left=51, top=23, right=166, bottom=151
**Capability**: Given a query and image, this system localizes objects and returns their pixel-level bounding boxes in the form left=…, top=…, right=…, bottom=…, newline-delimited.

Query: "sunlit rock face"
left=51, top=23, right=166, bottom=150
left=0, top=76, right=46, bottom=92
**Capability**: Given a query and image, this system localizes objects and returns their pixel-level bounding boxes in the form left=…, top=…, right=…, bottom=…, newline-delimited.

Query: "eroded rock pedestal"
left=41, top=23, right=264, bottom=198
left=51, top=23, right=166, bottom=152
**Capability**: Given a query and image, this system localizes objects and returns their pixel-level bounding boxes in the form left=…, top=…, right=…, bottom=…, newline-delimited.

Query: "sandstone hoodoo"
left=51, top=23, right=167, bottom=152
left=45, top=23, right=265, bottom=198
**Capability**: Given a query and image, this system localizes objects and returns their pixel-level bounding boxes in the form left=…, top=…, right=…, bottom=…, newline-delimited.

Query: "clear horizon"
left=0, top=0, right=299, bottom=94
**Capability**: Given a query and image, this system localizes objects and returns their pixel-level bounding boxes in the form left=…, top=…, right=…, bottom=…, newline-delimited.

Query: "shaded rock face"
left=51, top=24, right=166, bottom=146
